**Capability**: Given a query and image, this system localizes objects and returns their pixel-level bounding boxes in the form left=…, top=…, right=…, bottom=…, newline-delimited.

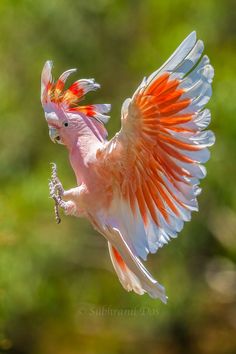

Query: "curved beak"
left=49, top=126, right=60, bottom=143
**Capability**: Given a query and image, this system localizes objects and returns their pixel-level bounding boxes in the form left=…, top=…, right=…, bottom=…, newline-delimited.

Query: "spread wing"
left=99, top=31, right=215, bottom=260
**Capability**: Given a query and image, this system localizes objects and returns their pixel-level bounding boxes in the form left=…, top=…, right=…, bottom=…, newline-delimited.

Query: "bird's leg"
left=49, top=163, right=76, bottom=223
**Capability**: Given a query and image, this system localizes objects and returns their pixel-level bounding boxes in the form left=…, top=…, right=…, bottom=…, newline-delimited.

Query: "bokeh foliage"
left=0, top=0, right=236, bottom=353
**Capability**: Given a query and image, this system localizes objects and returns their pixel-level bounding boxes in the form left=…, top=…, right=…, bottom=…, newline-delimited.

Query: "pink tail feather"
left=108, top=242, right=167, bottom=302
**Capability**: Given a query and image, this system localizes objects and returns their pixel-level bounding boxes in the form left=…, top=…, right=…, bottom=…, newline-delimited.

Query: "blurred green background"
left=0, top=0, right=236, bottom=353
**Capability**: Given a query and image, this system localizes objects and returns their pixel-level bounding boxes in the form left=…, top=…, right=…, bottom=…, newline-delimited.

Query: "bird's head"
left=41, top=61, right=111, bottom=148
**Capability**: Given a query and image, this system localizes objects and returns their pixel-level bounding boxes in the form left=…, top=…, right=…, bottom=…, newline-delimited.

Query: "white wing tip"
left=44, top=60, right=53, bottom=71
left=185, top=30, right=197, bottom=44
left=190, top=30, right=197, bottom=39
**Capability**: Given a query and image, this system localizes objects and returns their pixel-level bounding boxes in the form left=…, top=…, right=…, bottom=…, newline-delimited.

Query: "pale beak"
left=49, top=126, right=60, bottom=143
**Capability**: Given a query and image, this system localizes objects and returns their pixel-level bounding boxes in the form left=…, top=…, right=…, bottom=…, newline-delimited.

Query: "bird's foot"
left=50, top=162, right=64, bottom=195
left=49, top=162, right=65, bottom=223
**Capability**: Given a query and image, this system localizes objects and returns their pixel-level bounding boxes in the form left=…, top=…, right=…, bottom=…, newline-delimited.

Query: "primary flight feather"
left=41, top=31, right=215, bottom=303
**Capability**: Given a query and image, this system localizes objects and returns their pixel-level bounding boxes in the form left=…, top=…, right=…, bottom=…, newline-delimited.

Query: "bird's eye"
left=63, top=122, right=69, bottom=127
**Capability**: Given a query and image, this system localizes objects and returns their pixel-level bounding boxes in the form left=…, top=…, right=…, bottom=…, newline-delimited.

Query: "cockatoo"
left=41, top=32, right=214, bottom=303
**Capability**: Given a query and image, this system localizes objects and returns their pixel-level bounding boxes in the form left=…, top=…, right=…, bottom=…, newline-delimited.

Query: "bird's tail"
left=108, top=241, right=167, bottom=303
left=88, top=213, right=167, bottom=302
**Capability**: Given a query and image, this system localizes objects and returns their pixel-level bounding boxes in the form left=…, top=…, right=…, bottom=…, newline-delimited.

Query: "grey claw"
left=50, top=162, right=58, bottom=182
left=49, top=162, right=63, bottom=224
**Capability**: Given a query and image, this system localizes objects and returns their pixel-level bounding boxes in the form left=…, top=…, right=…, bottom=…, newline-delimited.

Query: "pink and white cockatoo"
left=41, top=32, right=214, bottom=303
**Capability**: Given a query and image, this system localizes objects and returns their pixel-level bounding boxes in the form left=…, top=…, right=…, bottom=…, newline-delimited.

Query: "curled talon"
left=54, top=183, right=64, bottom=197
left=51, top=163, right=58, bottom=183
left=51, top=162, right=60, bottom=184
left=50, top=163, right=64, bottom=196
left=49, top=181, right=64, bottom=198
left=49, top=163, right=65, bottom=223
left=54, top=204, right=61, bottom=224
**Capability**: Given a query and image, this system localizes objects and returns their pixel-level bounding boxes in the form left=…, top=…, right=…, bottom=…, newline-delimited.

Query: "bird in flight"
left=41, top=32, right=214, bottom=303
